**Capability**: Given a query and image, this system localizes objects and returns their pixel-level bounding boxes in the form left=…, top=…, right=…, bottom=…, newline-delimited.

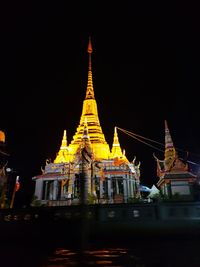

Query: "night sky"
left=1, top=2, right=200, bottom=205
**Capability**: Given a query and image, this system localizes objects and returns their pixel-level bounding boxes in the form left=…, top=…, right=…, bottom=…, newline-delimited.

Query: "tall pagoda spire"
left=85, top=37, right=94, bottom=99
left=61, top=130, right=68, bottom=149
left=66, top=37, right=110, bottom=161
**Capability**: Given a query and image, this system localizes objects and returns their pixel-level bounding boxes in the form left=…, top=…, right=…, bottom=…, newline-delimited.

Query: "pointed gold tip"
left=87, top=36, right=93, bottom=53
left=164, top=120, right=168, bottom=130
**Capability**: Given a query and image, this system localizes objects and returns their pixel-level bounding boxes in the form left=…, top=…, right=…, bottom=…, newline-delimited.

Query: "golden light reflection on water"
left=42, top=247, right=142, bottom=267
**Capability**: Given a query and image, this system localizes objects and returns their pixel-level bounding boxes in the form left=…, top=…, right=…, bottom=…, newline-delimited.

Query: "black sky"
left=1, top=2, right=200, bottom=204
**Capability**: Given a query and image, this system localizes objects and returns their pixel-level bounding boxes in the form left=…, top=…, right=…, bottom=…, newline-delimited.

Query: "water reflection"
left=1, top=238, right=200, bottom=267
left=42, top=247, right=143, bottom=267
left=40, top=237, right=200, bottom=267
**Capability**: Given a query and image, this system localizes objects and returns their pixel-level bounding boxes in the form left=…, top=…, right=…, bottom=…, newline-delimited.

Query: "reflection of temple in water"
left=32, top=38, right=141, bottom=205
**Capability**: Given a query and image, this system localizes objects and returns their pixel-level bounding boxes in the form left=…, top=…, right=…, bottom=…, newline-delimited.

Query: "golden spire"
left=61, top=130, right=68, bottom=149
left=85, top=36, right=95, bottom=100
left=111, top=127, right=129, bottom=164
left=54, top=130, right=69, bottom=163
left=111, top=127, right=124, bottom=158
left=67, top=38, right=110, bottom=161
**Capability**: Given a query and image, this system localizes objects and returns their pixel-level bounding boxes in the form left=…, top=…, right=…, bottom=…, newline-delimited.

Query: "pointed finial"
left=60, top=130, right=68, bottom=149
left=85, top=36, right=95, bottom=99
left=164, top=120, right=174, bottom=149
left=164, top=120, right=168, bottom=131
left=164, top=120, right=176, bottom=171
left=63, top=130, right=67, bottom=139
left=87, top=36, right=93, bottom=54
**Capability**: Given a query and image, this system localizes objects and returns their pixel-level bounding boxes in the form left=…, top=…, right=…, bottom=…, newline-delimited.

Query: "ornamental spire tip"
left=87, top=36, right=93, bottom=54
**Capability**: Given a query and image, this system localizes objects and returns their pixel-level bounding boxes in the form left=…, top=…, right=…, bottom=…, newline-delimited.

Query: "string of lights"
left=116, top=127, right=164, bottom=152
left=116, top=126, right=200, bottom=167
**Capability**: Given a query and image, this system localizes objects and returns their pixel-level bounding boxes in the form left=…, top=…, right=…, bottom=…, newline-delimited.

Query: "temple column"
left=129, top=179, right=133, bottom=198
left=126, top=175, right=130, bottom=198
left=167, top=183, right=172, bottom=198
left=44, top=181, right=49, bottom=200
left=68, top=178, right=74, bottom=198
left=123, top=177, right=128, bottom=203
left=53, top=180, right=58, bottom=200
left=116, top=178, right=119, bottom=194
left=99, top=179, right=104, bottom=199
left=35, top=179, right=43, bottom=200
left=107, top=175, right=112, bottom=200
left=128, top=179, right=130, bottom=198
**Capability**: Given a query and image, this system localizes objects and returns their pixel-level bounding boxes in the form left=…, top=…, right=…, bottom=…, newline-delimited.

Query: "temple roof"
left=155, top=120, right=189, bottom=177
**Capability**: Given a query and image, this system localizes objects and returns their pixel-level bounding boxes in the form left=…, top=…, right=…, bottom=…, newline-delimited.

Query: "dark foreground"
left=1, top=201, right=200, bottom=248
left=1, top=236, right=200, bottom=267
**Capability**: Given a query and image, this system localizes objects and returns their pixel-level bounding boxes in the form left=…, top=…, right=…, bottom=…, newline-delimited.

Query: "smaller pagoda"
left=154, top=120, right=197, bottom=200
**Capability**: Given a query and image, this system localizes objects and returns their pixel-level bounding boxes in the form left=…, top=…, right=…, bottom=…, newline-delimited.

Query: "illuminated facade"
left=33, top=38, right=141, bottom=205
left=154, top=120, right=197, bottom=199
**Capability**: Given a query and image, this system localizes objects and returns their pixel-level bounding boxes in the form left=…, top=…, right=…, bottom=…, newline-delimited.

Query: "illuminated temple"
left=32, top=38, right=141, bottom=205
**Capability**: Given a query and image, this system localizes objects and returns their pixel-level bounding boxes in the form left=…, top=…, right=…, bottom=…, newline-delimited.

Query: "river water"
left=1, top=236, right=199, bottom=267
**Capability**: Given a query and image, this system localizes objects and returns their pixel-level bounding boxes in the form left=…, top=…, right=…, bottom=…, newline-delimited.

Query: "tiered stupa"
left=54, top=38, right=110, bottom=163
left=33, top=38, right=141, bottom=205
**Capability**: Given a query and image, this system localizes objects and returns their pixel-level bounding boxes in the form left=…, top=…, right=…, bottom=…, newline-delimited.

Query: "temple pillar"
left=34, top=179, right=43, bottom=200
left=107, top=175, right=112, bottom=200
left=99, top=179, right=104, bottom=199
left=126, top=175, right=130, bottom=198
left=68, top=178, right=74, bottom=197
left=123, top=177, right=128, bottom=203
left=129, top=179, right=134, bottom=198
left=53, top=180, right=58, bottom=200
left=116, top=178, right=119, bottom=194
